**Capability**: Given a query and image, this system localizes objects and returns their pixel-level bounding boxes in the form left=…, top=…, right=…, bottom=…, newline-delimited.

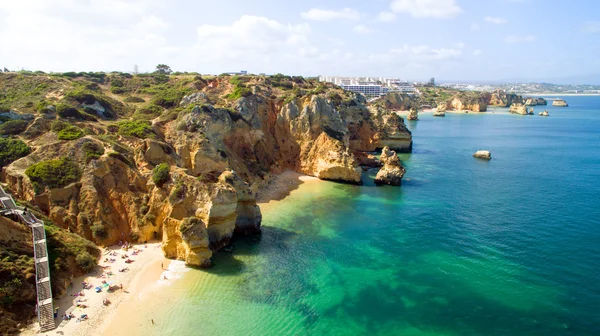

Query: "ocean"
left=126, top=96, right=600, bottom=336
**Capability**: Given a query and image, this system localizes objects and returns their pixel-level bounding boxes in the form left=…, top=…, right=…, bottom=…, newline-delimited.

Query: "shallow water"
left=130, top=97, right=600, bottom=336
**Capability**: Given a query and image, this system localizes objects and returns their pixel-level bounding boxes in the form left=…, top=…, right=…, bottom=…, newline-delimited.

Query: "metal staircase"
left=0, top=185, right=56, bottom=332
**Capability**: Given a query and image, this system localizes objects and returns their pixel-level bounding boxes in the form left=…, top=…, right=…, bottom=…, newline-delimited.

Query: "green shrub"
left=81, top=141, right=104, bottom=163
left=117, top=120, right=153, bottom=138
left=0, top=120, right=29, bottom=135
left=0, top=138, right=30, bottom=168
left=151, top=90, right=187, bottom=108
left=110, top=86, right=126, bottom=94
left=50, top=120, right=70, bottom=132
left=226, top=85, right=252, bottom=100
left=132, top=104, right=162, bottom=120
left=75, top=253, right=96, bottom=273
left=123, top=96, right=145, bottom=103
left=57, top=125, right=84, bottom=140
left=25, top=157, right=81, bottom=192
left=90, top=222, right=108, bottom=240
left=152, top=163, right=170, bottom=187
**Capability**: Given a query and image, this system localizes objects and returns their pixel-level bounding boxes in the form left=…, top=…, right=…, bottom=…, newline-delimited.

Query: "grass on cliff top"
left=25, top=157, right=82, bottom=193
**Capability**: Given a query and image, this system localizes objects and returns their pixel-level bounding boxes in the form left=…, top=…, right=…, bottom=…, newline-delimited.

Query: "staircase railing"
left=0, top=185, right=56, bottom=332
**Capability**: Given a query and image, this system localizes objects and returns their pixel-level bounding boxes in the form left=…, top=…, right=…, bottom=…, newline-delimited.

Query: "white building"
left=318, top=75, right=416, bottom=96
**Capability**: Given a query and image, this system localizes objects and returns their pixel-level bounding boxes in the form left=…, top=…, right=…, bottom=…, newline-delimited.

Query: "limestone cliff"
left=524, top=97, right=547, bottom=106
left=509, top=103, right=529, bottom=115
left=487, top=90, right=523, bottom=107
left=0, top=73, right=412, bottom=267
left=374, top=146, right=406, bottom=186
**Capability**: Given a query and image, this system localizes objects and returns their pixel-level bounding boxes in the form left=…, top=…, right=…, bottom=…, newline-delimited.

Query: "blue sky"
left=0, top=0, right=599, bottom=82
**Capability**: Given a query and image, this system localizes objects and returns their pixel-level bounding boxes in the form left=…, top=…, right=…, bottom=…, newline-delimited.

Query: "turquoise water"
left=138, top=97, right=600, bottom=335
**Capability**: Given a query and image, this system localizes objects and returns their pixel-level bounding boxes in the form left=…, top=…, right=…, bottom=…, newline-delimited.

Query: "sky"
left=0, top=0, right=599, bottom=82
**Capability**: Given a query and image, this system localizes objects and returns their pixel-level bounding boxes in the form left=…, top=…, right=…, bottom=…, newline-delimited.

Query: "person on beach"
left=161, top=262, right=163, bottom=269
left=120, top=283, right=123, bottom=290
left=151, top=319, right=155, bottom=325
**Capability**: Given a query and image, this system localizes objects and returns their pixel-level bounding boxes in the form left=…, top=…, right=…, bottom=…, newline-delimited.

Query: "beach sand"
left=257, top=170, right=320, bottom=205
left=22, top=170, right=321, bottom=335
left=23, top=242, right=168, bottom=336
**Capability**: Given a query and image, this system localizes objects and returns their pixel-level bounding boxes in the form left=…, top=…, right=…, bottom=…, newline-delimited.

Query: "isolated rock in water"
left=433, top=110, right=446, bottom=117
left=374, top=146, right=406, bottom=186
left=539, top=110, right=549, bottom=116
left=407, top=109, right=419, bottom=121
left=528, top=107, right=535, bottom=115
left=509, top=103, right=528, bottom=115
left=473, top=150, right=492, bottom=160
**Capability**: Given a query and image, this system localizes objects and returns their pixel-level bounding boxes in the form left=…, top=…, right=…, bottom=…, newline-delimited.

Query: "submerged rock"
left=374, top=146, right=406, bottom=186
left=473, top=150, right=492, bottom=160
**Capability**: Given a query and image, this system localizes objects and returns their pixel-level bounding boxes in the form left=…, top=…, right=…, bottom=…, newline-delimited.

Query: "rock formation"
left=552, top=99, right=568, bottom=107
left=374, top=146, right=406, bottom=186
left=487, top=90, right=523, bottom=107
left=524, top=97, right=547, bottom=106
left=509, top=103, right=529, bottom=115
left=0, top=73, right=413, bottom=267
left=433, top=110, right=446, bottom=117
left=539, top=110, right=549, bottom=116
left=473, top=150, right=492, bottom=160
left=407, top=108, right=419, bottom=121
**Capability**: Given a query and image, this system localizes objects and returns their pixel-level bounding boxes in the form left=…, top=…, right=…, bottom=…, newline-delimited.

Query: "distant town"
left=317, top=75, right=600, bottom=97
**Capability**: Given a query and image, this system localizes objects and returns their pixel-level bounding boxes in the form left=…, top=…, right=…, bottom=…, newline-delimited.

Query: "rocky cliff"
left=524, top=97, right=547, bottom=106
left=0, top=72, right=412, bottom=267
left=487, top=90, right=523, bottom=107
left=437, top=92, right=487, bottom=112
left=374, top=146, right=406, bottom=186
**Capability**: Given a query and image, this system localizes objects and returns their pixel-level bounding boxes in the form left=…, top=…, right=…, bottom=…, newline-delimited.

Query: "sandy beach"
left=22, top=242, right=169, bottom=336
left=20, top=170, right=320, bottom=335
left=256, top=170, right=321, bottom=205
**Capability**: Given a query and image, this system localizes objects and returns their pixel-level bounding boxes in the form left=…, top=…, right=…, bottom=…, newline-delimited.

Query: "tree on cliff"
left=155, top=64, right=172, bottom=75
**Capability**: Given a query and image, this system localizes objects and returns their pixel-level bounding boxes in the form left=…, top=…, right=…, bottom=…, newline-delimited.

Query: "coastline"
left=256, top=170, right=321, bottom=205
left=23, top=170, right=322, bottom=336
left=22, top=243, right=168, bottom=336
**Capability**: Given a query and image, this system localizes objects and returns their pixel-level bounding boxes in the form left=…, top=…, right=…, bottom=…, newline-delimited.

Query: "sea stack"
left=374, top=146, right=406, bottom=186
left=473, top=150, right=492, bottom=160
left=407, top=108, right=419, bottom=121
left=433, top=110, right=446, bottom=117
left=552, top=99, right=568, bottom=107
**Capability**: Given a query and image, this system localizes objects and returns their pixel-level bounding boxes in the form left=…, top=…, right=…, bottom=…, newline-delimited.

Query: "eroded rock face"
left=407, top=109, right=419, bottom=121
left=374, top=146, right=406, bottom=186
left=2, top=84, right=411, bottom=267
left=509, top=103, right=528, bottom=115
left=488, top=91, right=523, bottom=107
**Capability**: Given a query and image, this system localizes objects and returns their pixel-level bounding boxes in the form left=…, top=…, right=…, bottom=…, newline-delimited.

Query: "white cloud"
left=300, top=8, right=360, bottom=21
left=353, top=24, right=375, bottom=34
left=472, top=49, right=482, bottom=56
left=390, top=0, right=463, bottom=19
left=504, top=35, right=536, bottom=43
left=583, top=21, right=600, bottom=33
left=193, top=16, right=466, bottom=76
left=484, top=16, right=508, bottom=24
left=0, top=0, right=176, bottom=72
left=377, top=11, right=397, bottom=22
